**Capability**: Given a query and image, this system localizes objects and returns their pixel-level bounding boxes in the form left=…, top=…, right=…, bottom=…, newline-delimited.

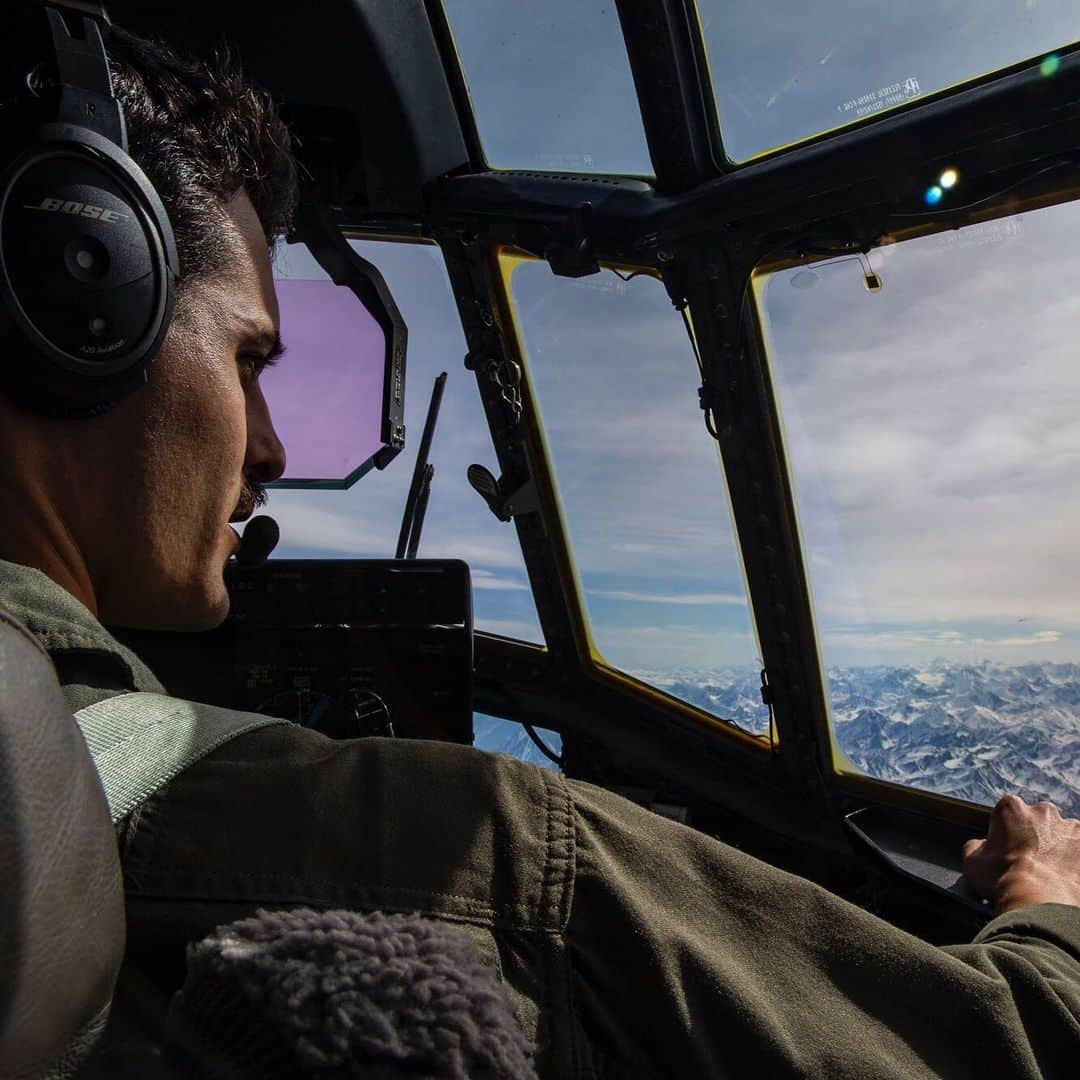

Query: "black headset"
left=0, top=2, right=177, bottom=417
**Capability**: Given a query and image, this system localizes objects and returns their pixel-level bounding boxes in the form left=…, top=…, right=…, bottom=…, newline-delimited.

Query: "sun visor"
left=265, top=204, right=406, bottom=490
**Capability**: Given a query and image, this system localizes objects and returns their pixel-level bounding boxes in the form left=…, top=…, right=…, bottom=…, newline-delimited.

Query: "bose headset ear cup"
left=0, top=126, right=178, bottom=413
left=0, top=6, right=178, bottom=417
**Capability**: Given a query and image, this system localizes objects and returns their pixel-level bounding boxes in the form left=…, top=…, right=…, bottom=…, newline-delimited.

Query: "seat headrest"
left=0, top=605, right=125, bottom=1077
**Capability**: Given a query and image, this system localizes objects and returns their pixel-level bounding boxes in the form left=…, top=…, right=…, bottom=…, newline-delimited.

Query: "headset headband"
left=45, top=3, right=124, bottom=145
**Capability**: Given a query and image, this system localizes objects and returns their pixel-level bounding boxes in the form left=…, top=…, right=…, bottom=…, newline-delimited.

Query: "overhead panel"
left=105, top=0, right=470, bottom=214
left=441, top=0, right=654, bottom=176
left=697, top=0, right=1080, bottom=164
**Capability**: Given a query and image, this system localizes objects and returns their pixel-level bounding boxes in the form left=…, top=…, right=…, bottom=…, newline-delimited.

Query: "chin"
left=171, top=569, right=232, bottom=632
left=179, top=585, right=232, bottom=632
left=105, top=564, right=232, bottom=633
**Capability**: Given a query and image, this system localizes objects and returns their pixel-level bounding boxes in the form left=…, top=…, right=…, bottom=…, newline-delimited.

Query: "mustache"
left=230, top=478, right=269, bottom=522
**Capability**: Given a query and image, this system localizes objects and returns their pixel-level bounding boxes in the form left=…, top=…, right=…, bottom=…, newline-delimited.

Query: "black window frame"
left=365, top=4, right=1080, bottom=829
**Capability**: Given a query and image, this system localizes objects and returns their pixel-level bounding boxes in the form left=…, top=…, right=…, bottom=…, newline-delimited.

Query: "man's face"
left=90, top=190, right=286, bottom=631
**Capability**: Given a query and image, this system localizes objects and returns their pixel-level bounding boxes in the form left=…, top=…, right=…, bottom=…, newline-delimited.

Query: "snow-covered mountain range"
left=473, top=714, right=563, bottom=770
left=636, top=662, right=1080, bottom=816
left=827, top=662, right=1080, bottom=816
left=475, top=663, right=1080, bottom=817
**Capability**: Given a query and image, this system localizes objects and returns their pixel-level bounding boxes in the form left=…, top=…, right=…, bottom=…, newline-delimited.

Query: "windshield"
left=698, top=0, right=1079, bottom=163
left=507, top=259, right=770, bottom=737
left=441, top=0, right=652, bottom=175
left=757, top=200, right=1080, bottom=814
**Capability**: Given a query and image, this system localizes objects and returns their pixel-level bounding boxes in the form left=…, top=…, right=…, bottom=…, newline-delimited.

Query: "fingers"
left=994, top=793, right=1027, bottom=817
left=961, top=836, right=994, bottom=898
left=962, top=837, right=984, bottom=860
left=965, top=795, right=1065, bottom=866
left=990, top=795, right=1062, bottom=834
left=988, top=793, right=1028, bottom=844
left=963, top=795, right=1077, bottom=911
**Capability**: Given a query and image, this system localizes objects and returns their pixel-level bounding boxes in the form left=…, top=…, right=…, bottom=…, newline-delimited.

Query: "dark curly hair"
left=0, top=14, right=298, bottom=410
left=104, top=25, right=298, bottom=294
left=0, top=13, right=298, bottom=300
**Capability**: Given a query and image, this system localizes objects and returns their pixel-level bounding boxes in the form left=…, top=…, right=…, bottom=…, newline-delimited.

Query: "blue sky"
left=269, top=242, right=764, bottom=676
left=509, top=262, right=762, bottom=674
left=264, top=6, right=1080, bottom=678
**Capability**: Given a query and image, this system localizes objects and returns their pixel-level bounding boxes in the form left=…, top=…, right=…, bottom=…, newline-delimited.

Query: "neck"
left=0, top=468, right=99, bottom=618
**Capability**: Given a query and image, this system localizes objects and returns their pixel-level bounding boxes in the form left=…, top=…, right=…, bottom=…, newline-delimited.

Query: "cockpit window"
left=268, top=239, right=544, bottom=646
left=757, top=199, right=1080, bottom=814
left=507, top=259, right=770, bottom=737
left=474, top=713, right=564, bottom=770
left=697, top=0, right=1079, bottom=164
left=440, top=0, right=653, bottom=176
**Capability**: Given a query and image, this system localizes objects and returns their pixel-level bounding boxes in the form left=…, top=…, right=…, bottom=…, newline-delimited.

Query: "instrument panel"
left=114, top=560, right=474, bottom=744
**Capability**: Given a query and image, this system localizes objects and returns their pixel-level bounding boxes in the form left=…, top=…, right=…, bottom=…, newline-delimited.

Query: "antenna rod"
left=396, top=372, right=447, bottom=559
left=405, top=464, right=435, bottom=560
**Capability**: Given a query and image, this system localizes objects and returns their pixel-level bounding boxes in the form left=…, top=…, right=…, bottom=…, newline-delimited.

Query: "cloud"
left=974, top=630, right=1062, bottom=648
left=516, top=265, right=747, bottom=589
left=589, top=622, right=763, bottom=669
left=821, top=626, right=1067, bottom=661
left=422, top=536, right=532, bottom=571
left=763, top=199, right=1080, bottom=652
left=271, top=498, right=387, bottom=555
left=268, top=490, right=532, bottom=572
left=588, top=588, right=747, bottom=606
left=700, top=3, right=1079, bottom=160
left=471, top=569, right=530, bottom=592
left=823, top=627, right=972, bottom=650
left=478, top=619, right=545, bottom=642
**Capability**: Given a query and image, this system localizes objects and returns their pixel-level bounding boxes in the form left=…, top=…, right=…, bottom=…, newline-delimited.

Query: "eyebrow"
left=245, top=328, right=287, bottom=362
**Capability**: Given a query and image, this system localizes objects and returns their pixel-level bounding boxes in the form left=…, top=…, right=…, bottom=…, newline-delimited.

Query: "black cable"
left=704, top=406, right=721, bottom=442
left=521, top=720, right=564, bottom=768
left=679, top=305, right=703, bottom=375
left=761, top=670, right=778, bottom=755
left=682, top=274, right=755, bottom=446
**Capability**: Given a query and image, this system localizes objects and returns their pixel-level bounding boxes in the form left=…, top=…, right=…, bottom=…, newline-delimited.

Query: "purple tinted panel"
left=265, top=279, right=387, bottom=484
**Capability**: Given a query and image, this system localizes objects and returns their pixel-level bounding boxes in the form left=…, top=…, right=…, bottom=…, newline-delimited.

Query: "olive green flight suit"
left=1, top=558, right=1077, bottom=1077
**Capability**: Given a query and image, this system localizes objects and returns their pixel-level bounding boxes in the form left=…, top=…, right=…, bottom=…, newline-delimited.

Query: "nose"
left=244, top=377, right=286, bottom=484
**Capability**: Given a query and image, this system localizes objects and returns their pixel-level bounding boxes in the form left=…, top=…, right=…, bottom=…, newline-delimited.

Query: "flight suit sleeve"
left=940, top=904, right=1080, bottom=1064
left=562, top=777, right=1080, bottom=1079
left=112, top=714, right=1080, bottom=1079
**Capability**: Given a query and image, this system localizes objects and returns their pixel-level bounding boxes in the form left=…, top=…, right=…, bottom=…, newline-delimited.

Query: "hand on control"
left=962, top=795, right=1080, bottom=914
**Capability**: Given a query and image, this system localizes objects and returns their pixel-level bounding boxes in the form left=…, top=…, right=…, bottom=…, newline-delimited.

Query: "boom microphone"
left=236, top=515, right=280, bottom=568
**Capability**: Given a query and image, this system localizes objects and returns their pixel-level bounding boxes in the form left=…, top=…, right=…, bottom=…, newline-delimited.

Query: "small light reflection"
left=925, top=185, right=945, bottom=206
left=790, top=269, right=820, bottom=291
left=939, top=168, right=959, bottom=190
left=1040, top=53, right=1062, bottom=77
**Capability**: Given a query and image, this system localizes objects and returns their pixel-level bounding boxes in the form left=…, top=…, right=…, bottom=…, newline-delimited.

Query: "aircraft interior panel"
left=3, top=0, right=1080, bottom=1073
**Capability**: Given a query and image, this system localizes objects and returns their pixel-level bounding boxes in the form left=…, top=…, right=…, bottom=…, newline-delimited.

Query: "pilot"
left=0, top=21, right=1077, bottom=1079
